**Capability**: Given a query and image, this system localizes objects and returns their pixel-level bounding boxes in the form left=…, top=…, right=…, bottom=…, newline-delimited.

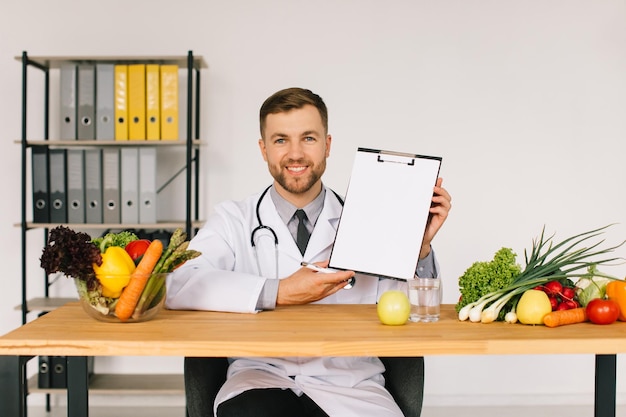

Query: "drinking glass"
left=408, top=277, right=441, bottom=322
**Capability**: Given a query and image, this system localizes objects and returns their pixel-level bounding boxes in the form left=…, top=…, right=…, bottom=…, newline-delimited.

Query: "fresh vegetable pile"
left=456, top=225, right=624, bottom=324
left=40, top=226, right=200, bottom=321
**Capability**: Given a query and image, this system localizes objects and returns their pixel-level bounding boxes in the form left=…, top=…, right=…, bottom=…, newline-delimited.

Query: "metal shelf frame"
left=17, top=50, right=205, bottom=414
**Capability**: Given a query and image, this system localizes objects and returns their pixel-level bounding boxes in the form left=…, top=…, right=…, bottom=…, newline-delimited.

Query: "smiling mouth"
left=286, top=166, right=307, bottom=174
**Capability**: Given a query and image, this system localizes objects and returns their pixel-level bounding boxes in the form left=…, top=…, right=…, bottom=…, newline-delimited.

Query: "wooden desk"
left=1, top=303, right=624, bottom=416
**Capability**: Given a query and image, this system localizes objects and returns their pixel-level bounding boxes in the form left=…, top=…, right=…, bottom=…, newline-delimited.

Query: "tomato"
left=586, top=298, right=620, bottom=325
left=124, top=239, right=151, bottom=262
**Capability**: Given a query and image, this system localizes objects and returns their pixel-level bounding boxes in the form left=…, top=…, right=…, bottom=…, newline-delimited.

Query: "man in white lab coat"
left=166, top=87, right=452, bottom=417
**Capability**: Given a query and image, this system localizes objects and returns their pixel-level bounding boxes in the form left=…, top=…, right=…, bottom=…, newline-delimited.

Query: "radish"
left=561, top=286, right=576, bottom=300
left=543, top=280, right=563, bottom=296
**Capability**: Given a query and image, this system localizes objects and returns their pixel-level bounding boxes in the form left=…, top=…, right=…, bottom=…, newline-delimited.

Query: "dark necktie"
left=295, top=209, right=310, bottom=255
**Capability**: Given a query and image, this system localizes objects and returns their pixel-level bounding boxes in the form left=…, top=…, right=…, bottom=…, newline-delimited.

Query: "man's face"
left=258, top=105, right=331, bottom=201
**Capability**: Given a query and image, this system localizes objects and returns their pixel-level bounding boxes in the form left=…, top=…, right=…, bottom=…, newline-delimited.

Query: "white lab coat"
left=166, top=186, right=421, bottom=416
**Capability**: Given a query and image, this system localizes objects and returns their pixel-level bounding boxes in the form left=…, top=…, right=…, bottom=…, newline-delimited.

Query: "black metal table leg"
left=595, top=354, right=617, bottom=417
left=67, top=356, right=89, bottom=417
left=0, top=355, right=30, bottom=417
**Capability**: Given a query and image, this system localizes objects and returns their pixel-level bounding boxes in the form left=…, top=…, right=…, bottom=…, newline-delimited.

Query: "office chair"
left=184, top=356, right=424, bottom=417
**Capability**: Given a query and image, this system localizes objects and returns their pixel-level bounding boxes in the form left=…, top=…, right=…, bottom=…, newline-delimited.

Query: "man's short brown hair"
left=259, top=88, right=328, bottom=138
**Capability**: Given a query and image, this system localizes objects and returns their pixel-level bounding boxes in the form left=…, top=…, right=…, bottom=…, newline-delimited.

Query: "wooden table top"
left=2, top=303, right=626, bottom=357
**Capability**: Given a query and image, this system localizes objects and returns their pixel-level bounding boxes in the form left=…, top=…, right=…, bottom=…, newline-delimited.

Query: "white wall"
left=1, top=0, right=625, bottom=409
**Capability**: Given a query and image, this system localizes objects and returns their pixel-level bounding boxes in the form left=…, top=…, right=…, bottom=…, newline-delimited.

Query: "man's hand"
left=276, top=262, right=355, bottom=305
left=420, top=177, right=452, bottom=259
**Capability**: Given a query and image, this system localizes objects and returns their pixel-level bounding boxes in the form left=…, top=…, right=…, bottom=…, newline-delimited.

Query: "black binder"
left=38, top=356, right=51, bottom=388
left=39, top=356, right=95, bottom=389
left=50, top=356, right=67, bottom=388
left=31, top=146, right=49, bottom=223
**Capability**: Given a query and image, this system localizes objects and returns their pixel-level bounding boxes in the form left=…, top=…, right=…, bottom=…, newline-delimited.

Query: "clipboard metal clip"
left=377, top=154, right=415, bottom=166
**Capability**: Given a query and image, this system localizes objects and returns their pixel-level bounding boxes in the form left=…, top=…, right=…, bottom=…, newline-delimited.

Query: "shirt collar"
left=270, top=184, right=326, bottom=226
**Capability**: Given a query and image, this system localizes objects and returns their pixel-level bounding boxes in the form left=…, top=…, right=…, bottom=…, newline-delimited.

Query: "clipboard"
left=328, top=148, right=442, bottom=280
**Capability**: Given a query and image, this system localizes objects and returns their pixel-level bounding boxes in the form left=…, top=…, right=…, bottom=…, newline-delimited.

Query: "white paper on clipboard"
left=328, top=148, right=442, bottom=280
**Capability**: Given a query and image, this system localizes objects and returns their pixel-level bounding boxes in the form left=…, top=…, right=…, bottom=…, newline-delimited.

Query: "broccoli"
left=92, top=231, right=139, bottom=253
left=455, top=247, right=521, bottom=313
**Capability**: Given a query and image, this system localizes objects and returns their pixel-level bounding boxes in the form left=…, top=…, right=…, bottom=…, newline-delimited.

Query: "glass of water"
left=408, top=277, right=441, bottom=322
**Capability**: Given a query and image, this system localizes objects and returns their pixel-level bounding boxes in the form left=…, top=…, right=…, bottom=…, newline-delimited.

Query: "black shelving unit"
left=17, top=50, right=206, bottom=411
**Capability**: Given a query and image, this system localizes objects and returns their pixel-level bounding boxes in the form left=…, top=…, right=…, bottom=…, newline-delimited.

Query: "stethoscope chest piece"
left=343, top=276, right=356, bottom=290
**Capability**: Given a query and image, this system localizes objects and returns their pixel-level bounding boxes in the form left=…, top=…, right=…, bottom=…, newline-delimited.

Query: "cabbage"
left=576, top=277, right=610, bottom=307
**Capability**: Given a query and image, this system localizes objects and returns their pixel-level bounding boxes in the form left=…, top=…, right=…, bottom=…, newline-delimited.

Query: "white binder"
left=328, top=148, right=442, bottom=280
left=84, top=148, right=102, bottom=223
left=66, top=149, right=85, bottom=223
left=59, top=64, right=77, bottom=140
left=95, top=64, right=115, bottom=140
left=138, top=147, right=157, bottom=224
left=120, top=147, right=139, bottom=224
left=102, top=148, right=120, bottom=224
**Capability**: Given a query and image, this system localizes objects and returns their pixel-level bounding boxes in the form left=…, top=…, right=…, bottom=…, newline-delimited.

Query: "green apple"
left=377, top=290, right=410, bottom=325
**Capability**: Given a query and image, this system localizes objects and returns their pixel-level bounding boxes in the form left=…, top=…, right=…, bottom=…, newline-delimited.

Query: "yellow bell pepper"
left=93, top=246, right=136, bottom=298
left=605, top=280, right=626, bottom=321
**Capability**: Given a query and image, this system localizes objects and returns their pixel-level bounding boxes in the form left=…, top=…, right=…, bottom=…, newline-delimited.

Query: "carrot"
left=115, top=239, right=164, bottom=321
left=543, top=307, right=588, bottom=328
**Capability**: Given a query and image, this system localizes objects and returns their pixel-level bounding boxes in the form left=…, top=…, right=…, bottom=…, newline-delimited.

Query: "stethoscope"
left=250, top=185, right=354, bottom=289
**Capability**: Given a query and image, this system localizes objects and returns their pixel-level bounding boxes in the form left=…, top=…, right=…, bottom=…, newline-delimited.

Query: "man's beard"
left=271, top=158, right=326, bottom=195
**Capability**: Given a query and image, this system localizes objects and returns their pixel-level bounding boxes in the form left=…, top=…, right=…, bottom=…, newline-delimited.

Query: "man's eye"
left=304, top=136, right=316, bottom=142
left=275, top=138, right=286, bottom=144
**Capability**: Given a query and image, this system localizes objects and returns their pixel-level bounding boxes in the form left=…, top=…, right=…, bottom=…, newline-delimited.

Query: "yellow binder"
left=128, top=64, right=146, bottom=140
left=145, top=64, right=160, bottom=140
left=160, top=65, right=179, bottom=140
left=114, top=65, right=128, bottom=141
